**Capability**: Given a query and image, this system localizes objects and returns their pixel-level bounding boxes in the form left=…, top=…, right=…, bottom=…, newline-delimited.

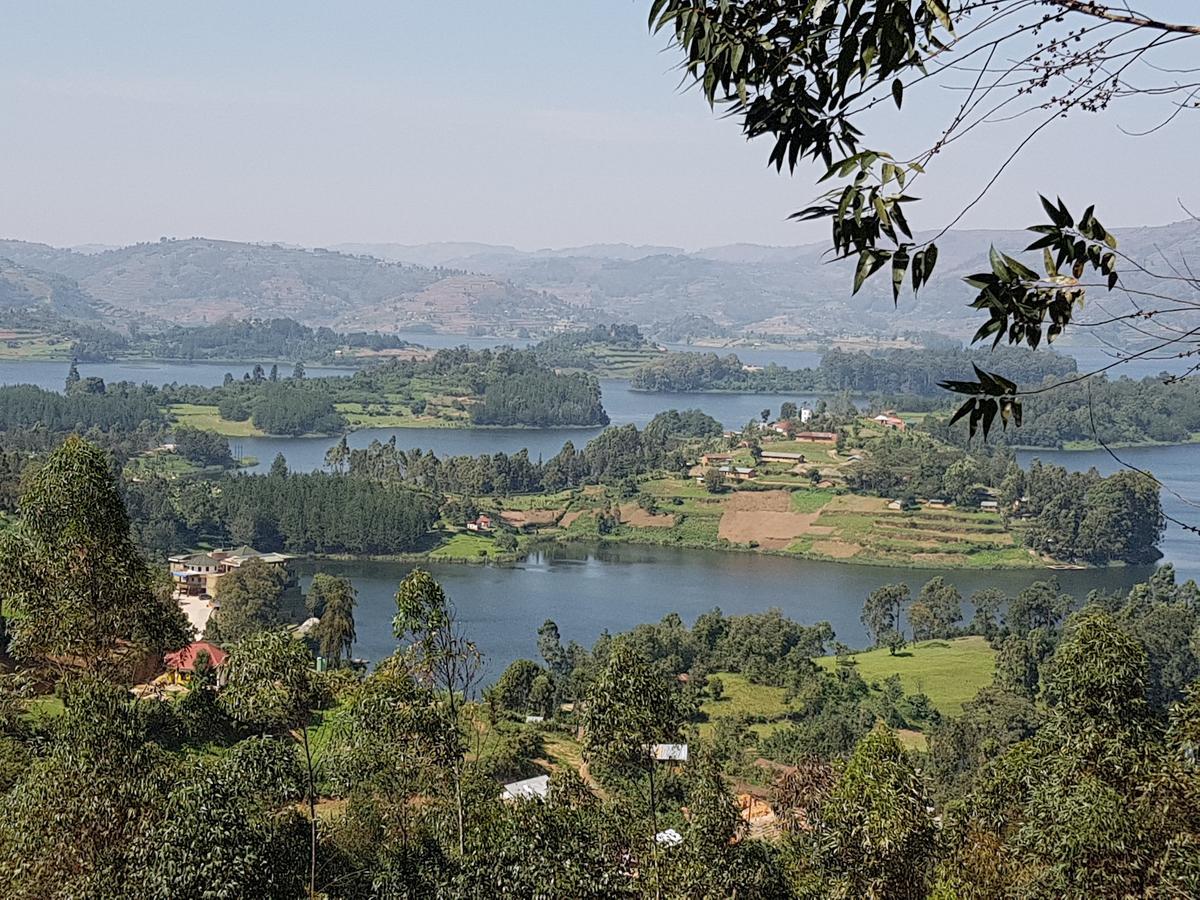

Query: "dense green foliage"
left=926, top=374, right=1200, bottom=449
left=342, top=413, right=696, bottom=496
left=842, top=431, right=1163, bottom=565
left=205, top=558, right=289, bottom=645
left=165, top=346, right=610, bottom=430
left=1017, top=461, right=1164, bottom=564
left=248, top=382, right=345, bottom=436
left=171, top=425, right=233, bottom=466
left=631, top=346, right=1076, bottom=395
left=130, top=316, right=408, bottom=363
left=0, top=436, right=189, bottom=675
left=471, top=370, right=607, bottom=427
left=0, top=383, right=165, bottom=433
left=0, top=447, right=1195, bottom=898
left=532, top=323, right=655, bottom=370
left=218, top=472, right=440, bottom=555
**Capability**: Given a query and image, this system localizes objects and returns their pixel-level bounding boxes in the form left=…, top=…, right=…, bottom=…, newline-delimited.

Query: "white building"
left=501, top=775, right=550, bottom=802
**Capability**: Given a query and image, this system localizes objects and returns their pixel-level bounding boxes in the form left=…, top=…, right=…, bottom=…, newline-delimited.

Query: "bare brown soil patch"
left=719, top=491, right=826, bottom=549
left=618, top=504, right=676, bottom=528
left=558, top=511, right=584, bottom=528
left=500, top=509, right=561, bottom=527
left=812, top=540, right=863, bottom=559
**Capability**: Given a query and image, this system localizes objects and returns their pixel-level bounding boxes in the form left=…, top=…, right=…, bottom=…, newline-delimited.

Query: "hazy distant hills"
left=1, top=219, right=1196, bottom=340
left=336, top=220, right=1200, bottom=341
left=0, top=258, right=114, bottom=321
left=0, top=238, right=580, bottom=335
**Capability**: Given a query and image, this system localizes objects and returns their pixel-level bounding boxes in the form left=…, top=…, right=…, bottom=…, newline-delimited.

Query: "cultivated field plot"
left=803, top=502, right=1034, bottom=567
left=718, top=490, right=832, bottom=550
left=500, top=508, right=563, bottom=527
left=618, top=503, right=675, bottom=528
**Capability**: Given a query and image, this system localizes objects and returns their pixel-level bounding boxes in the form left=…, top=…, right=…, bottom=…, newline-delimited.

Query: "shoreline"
left=296, top=532, right=1108, bottom=573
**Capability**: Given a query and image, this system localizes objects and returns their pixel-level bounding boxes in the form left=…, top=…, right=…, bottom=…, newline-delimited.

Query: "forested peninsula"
left=28, top=403, right=1155, bottom=569
left=629, top=346, right=1079, bottom=394
left=0, top=348, right=609, bottom=437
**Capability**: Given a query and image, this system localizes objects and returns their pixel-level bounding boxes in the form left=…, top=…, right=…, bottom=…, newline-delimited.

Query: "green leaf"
left=853, top=249, right=888, bottom=294
left=924, top=0, right=953, bottom=33
left=948, top=399, right=974, bottom=427
left=891, top=78, right=904, bottom=109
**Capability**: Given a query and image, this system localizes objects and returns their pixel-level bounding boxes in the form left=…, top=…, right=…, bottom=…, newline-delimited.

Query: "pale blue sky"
left=1, top=1, right=1196, bottom=249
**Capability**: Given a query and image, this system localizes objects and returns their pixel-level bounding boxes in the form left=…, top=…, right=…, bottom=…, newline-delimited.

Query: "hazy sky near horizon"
left=2, top=1, right=1197, bottom=250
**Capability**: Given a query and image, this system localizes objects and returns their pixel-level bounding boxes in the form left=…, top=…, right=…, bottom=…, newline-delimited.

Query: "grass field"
left=334, top=401, right=462, bottom=429
left=698, top=672, right=792, bottom=739
left=789, top=489, right=834, bottom=513
left=167, top=404, right=266, bottom=437
left=815, top=636, right=996, bottom=714
left=428, top=530, right=505, bottom=561
left=124, top=452, right=209, bottom=481
left=0, top=333, right=73, bottom=359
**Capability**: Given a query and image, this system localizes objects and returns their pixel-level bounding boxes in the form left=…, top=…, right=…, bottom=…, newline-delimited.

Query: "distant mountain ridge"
left=2, top=219, right=1197, bottom=341
left=0, top=238, right=580, bottom=335
left=333, top=221, right=1200, bottom=340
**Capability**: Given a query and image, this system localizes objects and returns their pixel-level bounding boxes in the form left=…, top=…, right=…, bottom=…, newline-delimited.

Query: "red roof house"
left=165, top=641, right=228, bottom=673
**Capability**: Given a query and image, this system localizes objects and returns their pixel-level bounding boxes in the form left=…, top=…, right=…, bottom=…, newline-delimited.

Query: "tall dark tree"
left=204, top=558, right=288, bottom=646
left=393, top=569, right=481, bottom=855
left=861, top=583, right=910, bottom=652
left=0, top=436, right=188, bottom=678
left=310, top=574, right=357, bottom=667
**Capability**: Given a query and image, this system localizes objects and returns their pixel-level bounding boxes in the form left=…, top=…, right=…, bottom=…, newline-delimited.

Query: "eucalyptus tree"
left=582, top=637, right=687, bottom=889
left=806, top=725, right=940, bottom=898
left=309, top=572, right=358, bottom=666
left=939, top=609, right=1200, bottom=895
left=0, top=435, right=189, bottom=681
left=861, top=582, right=910, bottom=651
left=218, top=628, right=321, bottom=899
left=324, top=654, right=459, bottom=896
left=135, top=736, right=307, bottom=899
left=203, top=557, right=288, bottom=645
left=0, top=679, right=173, bottom=900
left=393, top=568, right=483, bottom=856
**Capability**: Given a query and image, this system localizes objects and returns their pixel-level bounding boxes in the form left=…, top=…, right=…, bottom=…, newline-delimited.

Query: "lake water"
left=296, top=545, right=1159, bottom=678
left=235, top=379, right=826, bottom=472
left=1, top=357, right=1196, bottom=675
left=0, top=359, right=357, bottom=391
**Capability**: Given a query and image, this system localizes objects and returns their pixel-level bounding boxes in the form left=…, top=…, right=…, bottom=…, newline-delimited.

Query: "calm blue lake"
left=3, top=356, right=1196, bottom=676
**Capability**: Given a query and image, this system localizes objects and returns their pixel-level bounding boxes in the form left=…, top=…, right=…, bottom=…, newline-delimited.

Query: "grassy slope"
left=554, top=476, right=1041, bottom=569
left=427, top=530, right=508, bottom=562
left=698, top=673, right=791, bottom=740
left=698, top=638, right=994, bottom=754
left=814, top=636, right=996, bottom=714
left=167, top=404, right=266, bottom=437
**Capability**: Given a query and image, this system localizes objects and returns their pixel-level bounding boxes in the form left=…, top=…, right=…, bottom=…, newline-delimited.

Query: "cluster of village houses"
left=696, top=410, right=910, bottom=486
left=134, top=546, right=301, bottom=696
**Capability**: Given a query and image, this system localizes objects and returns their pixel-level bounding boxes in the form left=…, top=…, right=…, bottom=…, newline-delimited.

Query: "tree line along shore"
left=0, top=435, right=1195, bottom=897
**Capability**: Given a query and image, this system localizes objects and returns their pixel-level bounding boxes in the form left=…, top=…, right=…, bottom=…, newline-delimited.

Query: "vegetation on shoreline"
left=0, top=436, right=1196, bottom=898
left=531, top=323, right=666, bottom=376
left=630, top=345, right=1077, bottom=395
